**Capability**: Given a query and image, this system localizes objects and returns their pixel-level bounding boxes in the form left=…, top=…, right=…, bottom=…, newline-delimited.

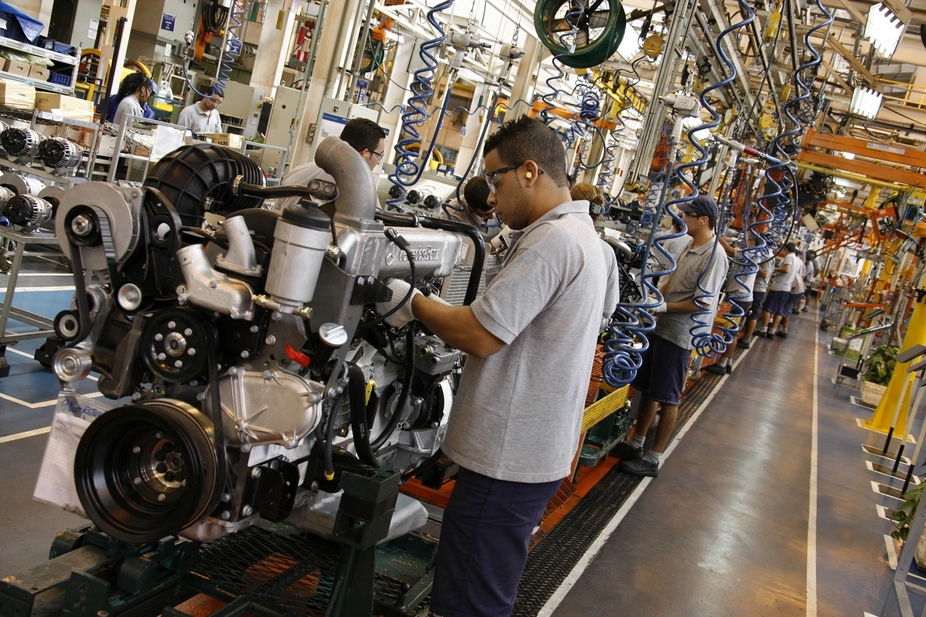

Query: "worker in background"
left=177, top=85, right=224, bottom=135
left=275, top=118, right=386, bottom=212
left=705, top=236, right=757, bottom=375
left=109, top=72, right=156, bottom=125
left=652, top=211, right=691, bottom=273
left=571, top=183, right=620, bottom=326
left=376, top=116, right=606, bottom=617
left=736, top=257, right=773, bottom=349
left=571, top=183, right=606, bottom=220
left=755, top=242, right=798, bottom=338
left=442, top=176, right=501, bottom=241
left=798, top=250, right=817, bottom=312
left=775, top=251, right=806, bottom=338
left=611, top=195, right=729, bottom=477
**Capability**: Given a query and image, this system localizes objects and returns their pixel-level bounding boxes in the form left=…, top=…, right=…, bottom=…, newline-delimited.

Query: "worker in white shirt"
left=178, top=85, right=224, bottom=136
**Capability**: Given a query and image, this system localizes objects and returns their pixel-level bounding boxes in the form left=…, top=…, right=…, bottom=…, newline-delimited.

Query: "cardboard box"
left=199, top=132, right=243, bottom=149
left=34, top=92, right=94, bottom=122
left=28, top=64, right=49, bottom=81
left=2, top=58, right=30, bottom=77
left=0, top=79, right=36, bottom=110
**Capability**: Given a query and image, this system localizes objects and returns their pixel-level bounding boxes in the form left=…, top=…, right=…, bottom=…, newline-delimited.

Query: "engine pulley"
left=0, top=127, right=43, bottom=159
left=74, top=399, right=222, bottom=544
left=141, top=308, right=211, bottom=382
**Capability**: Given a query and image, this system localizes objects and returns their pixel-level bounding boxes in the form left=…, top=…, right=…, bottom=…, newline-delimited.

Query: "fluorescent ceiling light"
left=864, top=2, right=906, bottom=58
left=849, top=86, right=883, bottom=119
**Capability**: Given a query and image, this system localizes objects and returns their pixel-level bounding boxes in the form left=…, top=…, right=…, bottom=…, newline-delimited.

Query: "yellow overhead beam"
left=793, top=160, right=907, bottom=190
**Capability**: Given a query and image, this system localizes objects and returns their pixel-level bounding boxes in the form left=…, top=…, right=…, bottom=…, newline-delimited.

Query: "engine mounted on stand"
left=12, top=137, right=478, bottom=616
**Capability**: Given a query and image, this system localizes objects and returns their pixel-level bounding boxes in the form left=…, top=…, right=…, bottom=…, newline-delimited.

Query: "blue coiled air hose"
left=602, top=176, right=682, bottom=387
left=183, top=0, right=243, bottom=99
left=385, top=0, right=454, bottom=211
left=687, top=0, right=755, bottom=357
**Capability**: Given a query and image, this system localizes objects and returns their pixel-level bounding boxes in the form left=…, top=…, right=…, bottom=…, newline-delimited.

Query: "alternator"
left=0, top=127, right=43, bottom=160
left=38, top=137, right=82, bottom=169
left=1, top=194, right=54, bottom=230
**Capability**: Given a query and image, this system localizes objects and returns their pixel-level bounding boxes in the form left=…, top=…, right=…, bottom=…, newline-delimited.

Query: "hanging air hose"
left=183, top=0, right=243, bottom=99
left=595, top=130, right=618, bottom=214
left=602, top=177, right=678, bottom=386
left=386, top=0, right=454, bottom=211
left=687, top=0, right=756, bottom=358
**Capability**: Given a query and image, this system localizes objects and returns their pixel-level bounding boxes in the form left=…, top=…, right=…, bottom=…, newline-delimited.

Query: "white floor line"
left=0, top=390, right=102, bottom=409
left=885, top=534, right=899, bottom=571
left=0, top=426, right=50, bottom=444
left=537, top=343, right=753, bottom=616
left=0, top=272, right=70, bottom=277
left=807, top=314, right=819, bottom=617
left=3, top=286, right=75, bottom=292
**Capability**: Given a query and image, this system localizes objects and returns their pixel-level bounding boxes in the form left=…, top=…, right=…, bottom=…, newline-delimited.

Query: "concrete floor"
left=0, top=260, right=916, bottom=616
left=548, top=308, right=905, bottom=617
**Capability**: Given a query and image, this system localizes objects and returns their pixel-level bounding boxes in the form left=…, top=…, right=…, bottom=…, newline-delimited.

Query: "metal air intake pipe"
left=314, top=136, right=377, bottom=223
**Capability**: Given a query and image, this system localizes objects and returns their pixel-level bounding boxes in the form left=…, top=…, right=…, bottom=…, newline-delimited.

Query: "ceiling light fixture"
left=864, top=0, right=911, bottom=58
left=849, top=86, right=883, bottom=119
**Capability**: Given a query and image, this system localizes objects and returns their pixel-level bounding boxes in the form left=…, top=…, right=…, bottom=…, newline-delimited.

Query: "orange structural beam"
left=795, top=149, right=926, bottom=189
left=528, top=100, right=620, bottom=131
left=803, top=129, right=926, bottom=169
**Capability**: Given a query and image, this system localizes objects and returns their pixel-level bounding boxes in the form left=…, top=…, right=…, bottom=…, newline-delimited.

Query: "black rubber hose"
left=235, top=182, right=322, bottom=200
left=374, top=210, right=485, bottom=305
left=348, top=363, right=378, bottom=466
left=323, top=390, right=347, bottom=481
left=370, top=328, right=415, bottom=450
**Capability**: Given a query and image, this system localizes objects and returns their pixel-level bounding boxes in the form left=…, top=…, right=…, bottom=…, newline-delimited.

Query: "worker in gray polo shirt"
left=177, top=85, right=224, bottom=135
left=377, top=116, right=606, bottom=617
left=611, top=194, right=729, bottom=476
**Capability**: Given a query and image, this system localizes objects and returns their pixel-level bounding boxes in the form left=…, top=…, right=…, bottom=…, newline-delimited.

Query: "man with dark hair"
left=442, top=176, right=500, bottom=240
left=376, top=115, right=606, bottom=616
left=178, top=85, right=224, bottom=135
left=276, top=117, right=386, bottom=211
left=612, top=195, right=729, bottom=477
left=110, top=72, right=157, bottom=125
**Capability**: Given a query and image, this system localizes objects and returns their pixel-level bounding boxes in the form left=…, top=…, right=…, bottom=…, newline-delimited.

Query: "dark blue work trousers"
left=429, top=466, right=562, bottom=617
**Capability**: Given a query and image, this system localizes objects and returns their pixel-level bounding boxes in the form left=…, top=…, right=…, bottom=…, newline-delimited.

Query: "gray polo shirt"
left=442, top=200, right=606, bottom=483
left=275, top=162, right=336, bottom=211
left=725, top=249, right=757, bottom=303
left=770, top=252, right=798, bottom=291
left=178, top=103, right=222, bottom=134
left=753, top=261, right=773, bottom=294
left=654, top=238, right=729, bottom=350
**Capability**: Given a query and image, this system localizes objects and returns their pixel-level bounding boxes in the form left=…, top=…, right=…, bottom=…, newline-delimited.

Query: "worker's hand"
left=649, top=301, right=667, bottom=314
left=376, top=279, right=421, bottom=327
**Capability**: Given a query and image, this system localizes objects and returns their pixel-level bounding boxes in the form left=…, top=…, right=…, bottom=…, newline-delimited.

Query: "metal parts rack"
left=0, top=225, right=59, bottom=377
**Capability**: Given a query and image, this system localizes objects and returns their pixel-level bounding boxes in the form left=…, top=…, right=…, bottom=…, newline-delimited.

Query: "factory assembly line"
left=2, top=0, right=926, bottom=615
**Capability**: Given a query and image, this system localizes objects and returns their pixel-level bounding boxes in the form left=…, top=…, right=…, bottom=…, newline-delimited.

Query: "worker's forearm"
left=411, top=296, right=505, bottom=358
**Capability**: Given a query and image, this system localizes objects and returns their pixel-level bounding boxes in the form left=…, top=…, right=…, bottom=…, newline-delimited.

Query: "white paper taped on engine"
left=33, top=392, right=113, bottom=516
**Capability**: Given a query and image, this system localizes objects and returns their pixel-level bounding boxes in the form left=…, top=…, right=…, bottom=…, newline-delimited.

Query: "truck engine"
left=50, top=136, right=477, bottom=546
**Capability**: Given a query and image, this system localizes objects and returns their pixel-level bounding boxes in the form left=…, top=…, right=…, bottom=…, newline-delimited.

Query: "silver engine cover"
left=213, top=367, right=325, bottom=447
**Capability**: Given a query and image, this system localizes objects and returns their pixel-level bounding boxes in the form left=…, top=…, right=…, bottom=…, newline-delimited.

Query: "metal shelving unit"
left=0, top=36, right=79, bottom=95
